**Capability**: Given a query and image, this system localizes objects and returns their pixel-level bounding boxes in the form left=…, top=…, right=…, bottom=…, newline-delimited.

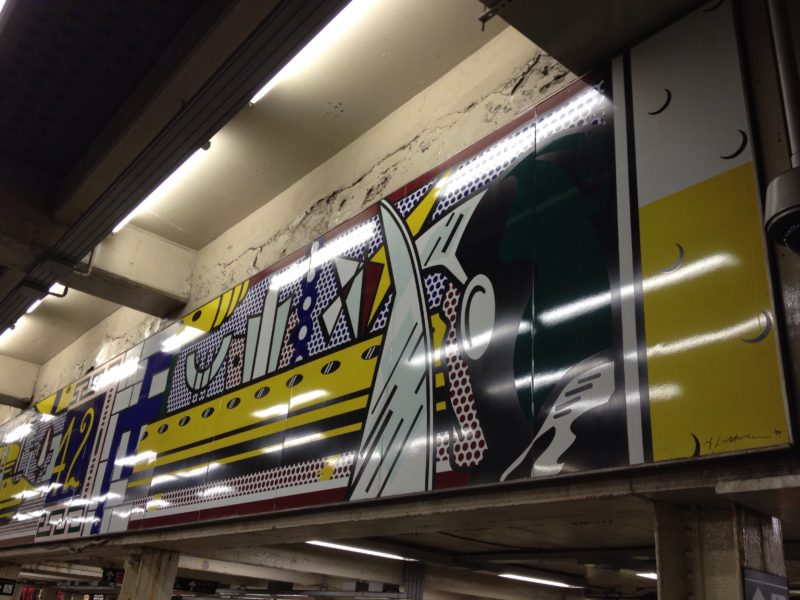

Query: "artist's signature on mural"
left=704, top=430, right=782, bottom=451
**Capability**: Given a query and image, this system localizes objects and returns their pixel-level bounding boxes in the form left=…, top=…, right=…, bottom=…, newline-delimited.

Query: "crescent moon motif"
left=720, top=129, right=748, bottom=160
left=741, top=310, right=773, bottom=344
left=691, top=433, right=702, bottom=457
left=648, top=88, right=672, bottom=116
left=660, top=243, right=685, bottom=273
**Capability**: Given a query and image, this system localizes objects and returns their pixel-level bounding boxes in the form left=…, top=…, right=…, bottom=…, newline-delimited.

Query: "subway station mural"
left=0, top=2, right=789, bottom=546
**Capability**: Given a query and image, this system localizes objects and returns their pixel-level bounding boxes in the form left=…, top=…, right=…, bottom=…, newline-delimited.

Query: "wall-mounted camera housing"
left=765, top=167, right=800, bottom=253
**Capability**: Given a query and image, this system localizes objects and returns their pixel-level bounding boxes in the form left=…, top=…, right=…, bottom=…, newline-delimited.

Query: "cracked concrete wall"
left=28, top=27, right=573, bottom=405
left=33, top=308, right=164, bottom=401
left=189, top=28, right=573, bottom=308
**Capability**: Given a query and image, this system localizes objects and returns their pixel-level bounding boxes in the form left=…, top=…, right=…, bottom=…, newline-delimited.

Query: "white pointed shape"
left=321, top=297, right=343, bottom=338
left=344, top=268, right=364, bottom=332
left=333, top=256, right=360, bottom=288
left=414, top=191, right=483, bottom=284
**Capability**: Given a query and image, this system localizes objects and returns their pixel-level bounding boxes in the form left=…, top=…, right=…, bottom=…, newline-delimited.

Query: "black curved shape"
left=660, top=243, right=685, bottom=273
left=648, top=88, right=672, bottom=115
left=720, top=129, right=748, bottom=159
left=741, top=310, right=773, bottom=343
left=691, top=433, right=702, bottom=457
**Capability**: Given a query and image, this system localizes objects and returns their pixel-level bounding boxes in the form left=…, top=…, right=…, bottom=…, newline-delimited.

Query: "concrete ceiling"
left=488, top=0, right=705, bottom=76
left=0, top=289, right=118, bottom=365
left=128, top=0, right=506, bottom=249
left=0, top=0, right=507, bottom=371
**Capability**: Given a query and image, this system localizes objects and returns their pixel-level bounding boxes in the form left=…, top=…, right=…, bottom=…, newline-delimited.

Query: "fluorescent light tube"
left=499, top=573, right=577, bottom=589
left=636, top=572, right=658, bottom=580
left=251, top=0, right=374, bottom=104
left=48, top=282, right=66, bottom=295
left=306, top=540, right=412, bottom=561
left=25, top=299, right=43, bottom=314
left=112, top=147, right=207, bottom=234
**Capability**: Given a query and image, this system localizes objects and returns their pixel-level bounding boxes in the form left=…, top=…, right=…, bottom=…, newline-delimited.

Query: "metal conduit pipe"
left=765, top=0, right=800, bottom=251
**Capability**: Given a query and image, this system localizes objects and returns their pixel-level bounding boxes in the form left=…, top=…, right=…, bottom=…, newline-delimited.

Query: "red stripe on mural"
left=128, top=488, right=347, bottom=530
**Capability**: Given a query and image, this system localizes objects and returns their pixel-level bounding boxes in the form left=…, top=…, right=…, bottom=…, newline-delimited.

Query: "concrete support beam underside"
left=2, top=454, right=798, bottom=564
left=655, top=502, right=785, bottom=599
left=0, top=354, right=38, bottom=404
left=194, top=546, right=582, bottom=600
left=65, top=226, right=193, bottom=317
left=118, top=549, right=179, bottom=600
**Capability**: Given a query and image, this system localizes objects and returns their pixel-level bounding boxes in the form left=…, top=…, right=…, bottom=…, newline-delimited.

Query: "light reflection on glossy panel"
left=630, top=1, right=788, bottom=460
left=0, top=4, right=789, bottom=547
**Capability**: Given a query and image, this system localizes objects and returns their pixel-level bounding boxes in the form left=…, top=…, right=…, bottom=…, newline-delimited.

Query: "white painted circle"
left=302, top=296, right=312, bottom=311
left=459, top=274, right=495, bottom=360
left=298, top=325, right=308, bottom=340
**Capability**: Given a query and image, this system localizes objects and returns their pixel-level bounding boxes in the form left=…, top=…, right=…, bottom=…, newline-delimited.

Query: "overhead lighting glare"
left=499, top=573, right=578, bottom=589
left=90, top=358, right=140, bottom=391
left=636, top=572, right=658, bottom=580
left=0, top=327, right=13, bottom=342
left=114, top=450, right=157, bottom=467
left=306, top=540, right=413, bottom=561
left=161, top=326, right=205, bottom=353
left=25, top=299, right=43, bottom=314
left=250, top=0, right=375, bottom=104
left=48, top=282, right=66, bottom=296
left=4, top=423, right=32, bottom=443
left=112, top=146, right=208, bottom=234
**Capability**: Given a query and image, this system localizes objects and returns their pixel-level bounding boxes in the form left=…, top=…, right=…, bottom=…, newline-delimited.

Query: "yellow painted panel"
left=129, top=422, right=362, bottom=488
left=368, top=248, right=389, bottom=322
left=35, top=392, right=58, bottom=416
left=134, top=335, right=381, bottom=463
left=183, top=281, right=249, bottom=333
left=142, top=396, right=367, bottom=472
left=640, top=164, right=788, bottom=460
left=213, top=290, right=233, bottom=328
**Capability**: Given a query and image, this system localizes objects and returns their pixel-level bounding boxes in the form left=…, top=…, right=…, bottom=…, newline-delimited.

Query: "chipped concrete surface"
left=28, top=28, right=573, bottom=403
left=189, top=28, right=572, bottom=309
left=33, top=308, right=163, bottom=401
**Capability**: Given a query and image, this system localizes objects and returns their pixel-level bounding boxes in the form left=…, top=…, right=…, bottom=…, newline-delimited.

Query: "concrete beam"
left=65, top=227, right=193, bottom=317
left=2, top=453, right=799, bottom=567
left=0, top=354, right=39, bottom=406
left=118, top=549, right=179, bottom=600
left=0, top=152, right=67, bottom=273
left=20, top=562, right=102, bottom=582
left=177, top=555, right=327, bottom=587
left=197, top=546, right=581, bottom=600
left=485, top=0, right=703, bottom=76
left=54, top=0, right=285, bottom=223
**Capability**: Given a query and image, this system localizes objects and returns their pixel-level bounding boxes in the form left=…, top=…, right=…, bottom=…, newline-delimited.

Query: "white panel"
left=111, top=430, right=130, bottom=481
left=631, top=2, right=751, bottom=206
left=112, top=387, right=132, bottom=414
left=105, top=480, right=128, bottom=507
left=101, top=415, right=118, bottom=460
left=149, top=369, right=170, bottom=398
left=141, top=323, right=180, bottom=359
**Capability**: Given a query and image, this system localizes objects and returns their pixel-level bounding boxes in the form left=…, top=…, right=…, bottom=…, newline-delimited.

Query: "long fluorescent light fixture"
left=23, top=282, right=68, bottom=316
left=306, top=540, right=413, bottom=561
left=112, top=147, right=208, bottom=234
left=250, top=0, right=374, bottom=104
left=499, top=573, right=579, bottom=589
left=25, top=299, right=42, bottom=314
left=636, top=572, right=658, bottom=580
